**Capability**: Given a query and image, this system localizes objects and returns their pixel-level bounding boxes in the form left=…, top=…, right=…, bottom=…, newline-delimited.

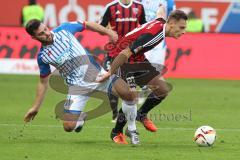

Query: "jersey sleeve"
left=99, top=6, right=111, bottom=27
left=129, top=19, right=165, bottom=54
left=167, top=0, right=176, bottom=16
left=139, top=5, right=147, bottom=25
left=56, top=20, right=86, bottom=34
left=129, top=33, right=155, bottom=54
left=37, top=56, right=51, bottom=78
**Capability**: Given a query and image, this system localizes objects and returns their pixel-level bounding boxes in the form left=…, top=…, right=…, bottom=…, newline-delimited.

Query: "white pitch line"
left=0, top=123, right=240, bottom=132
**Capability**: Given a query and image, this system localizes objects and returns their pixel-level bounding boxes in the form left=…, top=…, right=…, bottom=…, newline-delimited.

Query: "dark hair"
left=25, top=19, right=41, bottom=36
left=188, top=10, right=197, bottom=19
left=167, top=10, right=188, bottom=22
left=29, top=0, right=37, bottom=5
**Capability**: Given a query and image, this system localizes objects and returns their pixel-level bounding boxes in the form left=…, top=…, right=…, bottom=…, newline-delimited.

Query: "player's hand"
left=96, top=72, right=111, bottom=83
left=108, top=30, right=118, bottom=43
left=24, top=107, right=39, bottom=122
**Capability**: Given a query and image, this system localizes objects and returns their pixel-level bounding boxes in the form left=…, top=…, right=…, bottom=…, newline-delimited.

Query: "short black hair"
left=25, top=19, right=41, bottom=36
left=29, top=0, right=37, bottom=5
left=167, top=10, right=188, bottom=22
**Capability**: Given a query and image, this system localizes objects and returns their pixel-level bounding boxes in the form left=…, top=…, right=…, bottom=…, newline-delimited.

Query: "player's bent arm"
left=156, top=5, right=166, bottom=19
left=85, top=21, right=118, bottom=43
left=109, top=47, right=133, bottom=75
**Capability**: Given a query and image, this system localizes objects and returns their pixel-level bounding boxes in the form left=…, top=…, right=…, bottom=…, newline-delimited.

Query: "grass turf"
left=0, top=74, right=239, bottom=160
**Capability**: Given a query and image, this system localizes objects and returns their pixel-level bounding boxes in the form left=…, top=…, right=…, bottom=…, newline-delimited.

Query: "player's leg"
left=108, top=94, right=119, bottom=122
left=111, top=78, right=140, bottom=145
left=137, top=75, right=169, bottom=132
left=104, top=55, right=119, bottom=122
left=123, top=60, right=168, bottom=132
left=62, top=95, right=89, bottom=132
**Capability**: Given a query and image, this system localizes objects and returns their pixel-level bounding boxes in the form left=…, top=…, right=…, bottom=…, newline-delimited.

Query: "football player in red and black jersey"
left=99, top=0, right=146, bottom=123
left=98, top=10, right=188, bottom=144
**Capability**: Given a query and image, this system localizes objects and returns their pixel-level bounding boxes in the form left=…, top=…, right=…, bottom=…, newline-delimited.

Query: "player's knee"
left=154, top=90, right=169, bottom=98
left=63, top=121, right=75, bottom=132
left=154, top=84, right=170, bottom=97
left=123, top=91, right=137, bottom=102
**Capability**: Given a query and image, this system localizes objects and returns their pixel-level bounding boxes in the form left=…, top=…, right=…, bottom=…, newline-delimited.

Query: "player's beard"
left=39, top=35, right=53, bottom=45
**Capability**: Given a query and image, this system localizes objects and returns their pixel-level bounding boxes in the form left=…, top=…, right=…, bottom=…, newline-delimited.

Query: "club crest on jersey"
left=132, top=8, right=138, bottom=14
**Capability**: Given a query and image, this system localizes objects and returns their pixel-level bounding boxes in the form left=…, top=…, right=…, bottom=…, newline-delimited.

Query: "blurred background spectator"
left=20, top=0, right=44, bottom=26
left=99, top=0, right=146, bottom=122
left=186, top=10, right=204, bottom=33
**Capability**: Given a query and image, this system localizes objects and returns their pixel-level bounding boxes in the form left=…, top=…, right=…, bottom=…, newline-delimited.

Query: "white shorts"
left=144, top=41, right=167, bottom=65
left=64, top=69, right=118, bottom=114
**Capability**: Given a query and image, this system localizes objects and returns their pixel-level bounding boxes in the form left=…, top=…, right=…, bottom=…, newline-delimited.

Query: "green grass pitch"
left=0, top=74, right=239, bottom=160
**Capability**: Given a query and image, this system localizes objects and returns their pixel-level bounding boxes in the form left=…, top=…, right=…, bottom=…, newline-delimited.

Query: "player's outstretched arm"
left=24, top=76, right=49, bottom=122
left=85, top=21, right=118, bottom=43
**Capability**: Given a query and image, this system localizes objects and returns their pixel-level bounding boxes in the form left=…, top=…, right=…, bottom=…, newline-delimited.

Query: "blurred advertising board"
left=0, top=27, right=240, bottom=80
left=0, top=0, right=240, bottom=33
left=165, top=33, right=240, bottom=80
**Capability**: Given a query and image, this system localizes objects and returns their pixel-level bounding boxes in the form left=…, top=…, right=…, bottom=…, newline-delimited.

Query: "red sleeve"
left=99, top=6, right=111, bottom=27
left=139, top=5, right=146, bottom=24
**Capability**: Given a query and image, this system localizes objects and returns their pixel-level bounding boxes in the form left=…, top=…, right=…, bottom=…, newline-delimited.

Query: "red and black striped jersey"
left=100, top=0, right=146, bottom=40
left=112, top=18, right=166, bottom=62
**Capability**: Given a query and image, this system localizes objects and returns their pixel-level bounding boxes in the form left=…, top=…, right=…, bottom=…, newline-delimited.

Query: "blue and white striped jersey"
left=37, top=21, right=101, bottom=86
left=140, top=0, right=176, bottom=22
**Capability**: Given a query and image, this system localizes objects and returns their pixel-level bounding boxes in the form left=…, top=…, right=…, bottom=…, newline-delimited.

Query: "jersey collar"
left=118, top=0, right=133, bottom=8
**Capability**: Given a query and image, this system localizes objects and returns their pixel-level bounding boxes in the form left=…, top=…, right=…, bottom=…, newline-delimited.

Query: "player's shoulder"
left=139, top=18, right=165, bottom=34
left=132, top=0, right=145, bottom=7
left=149, top=18, right=166, bottom=32
left=156, top=18, right=166, bottom=24
left=143, top=18, right=166, bottom=27
left=52, top=21, right=85, bottom=34
left=37, top=47, right=45, bottom=59
left=151, top=18, right=166, bottom=29
left=105, top=0, right=118, bottom=8
left=53, top=22, right=71, bottom=32
left=52, top=24, right=65, bottom=33
left=132, top=0, right=143, bottom=5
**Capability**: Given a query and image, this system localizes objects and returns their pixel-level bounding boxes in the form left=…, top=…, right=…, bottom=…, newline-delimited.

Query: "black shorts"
left=103, top=55, right=114, bottom=71
left=103, top=55, right=122, bottom=76
left=120, top=60, right=166, bottom=87
left=104, top=55, right=166, bottom=87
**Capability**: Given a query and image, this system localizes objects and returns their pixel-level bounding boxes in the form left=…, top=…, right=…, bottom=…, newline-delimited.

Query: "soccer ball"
left=194, top=126, right=216, bottom=147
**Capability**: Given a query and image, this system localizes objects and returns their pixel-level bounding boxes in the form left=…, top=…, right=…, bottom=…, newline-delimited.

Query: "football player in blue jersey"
left=23, top=19, right=140, bottom=145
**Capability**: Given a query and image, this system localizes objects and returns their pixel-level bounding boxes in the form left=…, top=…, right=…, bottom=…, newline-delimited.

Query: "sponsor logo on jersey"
left=116, top=17, right=137, bottom=22
left=132, top=8, right=139, bottom=14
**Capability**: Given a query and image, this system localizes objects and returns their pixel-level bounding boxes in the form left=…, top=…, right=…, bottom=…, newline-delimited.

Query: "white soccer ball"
left=194, top=126, right=216, bottom=147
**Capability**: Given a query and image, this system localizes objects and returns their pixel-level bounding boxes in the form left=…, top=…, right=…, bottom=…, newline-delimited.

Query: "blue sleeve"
left=54, top=21, right=86, bottom=35
left=37, top=56, right=51, bottom=78
left=167, top=0, right=176, bottom=16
